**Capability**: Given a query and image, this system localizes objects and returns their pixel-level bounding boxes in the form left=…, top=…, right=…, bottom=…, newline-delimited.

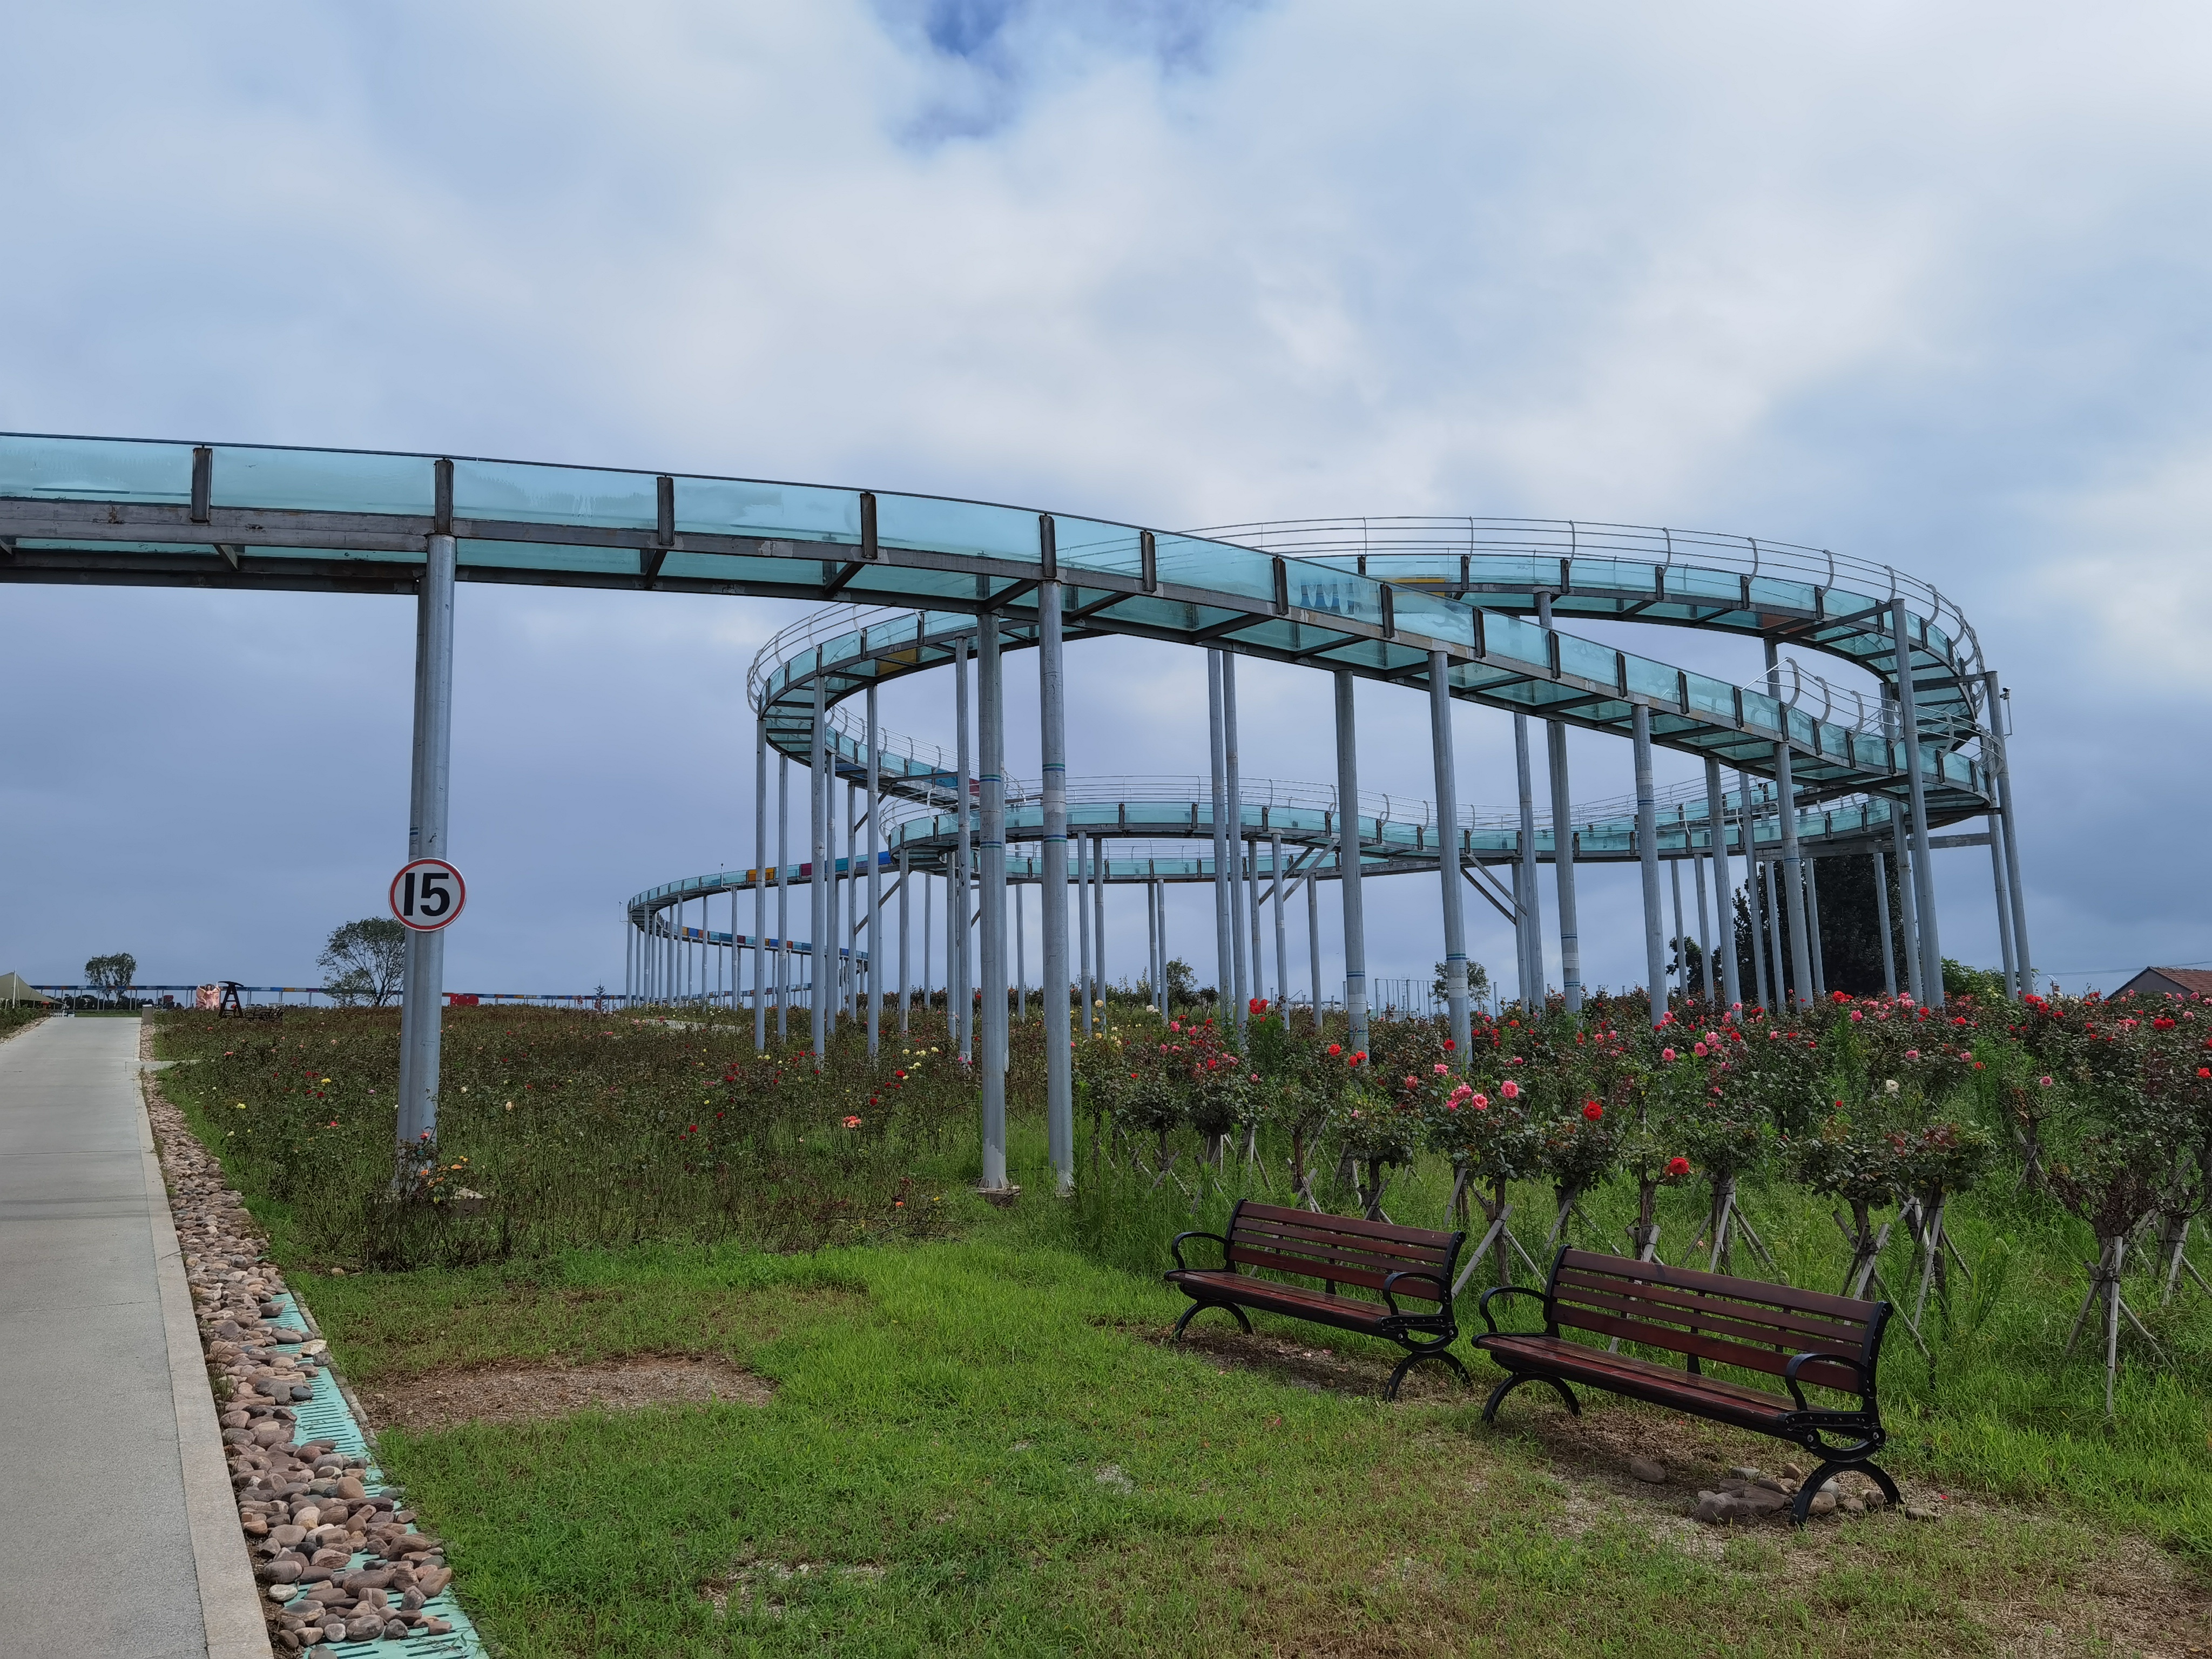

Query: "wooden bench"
left=1166, top=1200, right=1469, bottom=1400
left=1473, top=1247, right=1899, bottom=1525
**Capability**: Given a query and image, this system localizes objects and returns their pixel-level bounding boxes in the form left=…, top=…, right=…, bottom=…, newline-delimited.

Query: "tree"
left=1162, top=957, right=1197, bottom=1005
left=84, top=953, right=138, bottom=1003
left=1731, top=852, right=1911, bottom=1001
left=320, top=918, right=407, bottom=1006
left=1431, top=959, right=1493, bottom=1005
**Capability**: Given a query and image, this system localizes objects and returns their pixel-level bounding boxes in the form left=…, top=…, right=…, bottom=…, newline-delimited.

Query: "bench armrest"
left=1380, top=1269, right=1450, bottom=1319
left=1782, top=1348, right=1874, bottom=1413
left=1169, top=1230, right=1232, bottom=1273
left=1477, top=1284, right=1547, bottom=1335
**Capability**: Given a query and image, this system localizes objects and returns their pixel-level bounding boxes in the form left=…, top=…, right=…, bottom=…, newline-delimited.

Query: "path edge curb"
left=139, top=1034, right=275, bottom=1659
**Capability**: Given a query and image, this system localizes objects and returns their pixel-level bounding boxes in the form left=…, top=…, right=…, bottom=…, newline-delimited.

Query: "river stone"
left=336, top=1478, right=365, bottom=1501
left=1840, top=1496, right=1866, bottom=1515
left=1627, top=1456, right=1667, bottom=1483
left=1806, top=1489, right=1837, bottom=1516
left=1903, top=1502, right=1939, bottom=1521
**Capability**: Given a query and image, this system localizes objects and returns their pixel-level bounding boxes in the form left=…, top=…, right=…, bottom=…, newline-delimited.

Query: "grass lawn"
left=297, top=1215, right=2200, bottom=1657
left=157, top=1009, right=2212, bottom=1655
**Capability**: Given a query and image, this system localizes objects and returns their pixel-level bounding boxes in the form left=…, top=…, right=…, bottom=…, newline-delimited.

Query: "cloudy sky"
left=1, top=1, right=2206, bottom=1001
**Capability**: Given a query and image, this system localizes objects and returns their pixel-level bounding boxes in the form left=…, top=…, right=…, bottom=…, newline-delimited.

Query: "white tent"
left=0, top=972, right=55, bottom=1006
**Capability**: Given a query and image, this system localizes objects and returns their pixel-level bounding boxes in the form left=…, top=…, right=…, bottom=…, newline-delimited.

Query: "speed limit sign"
left=390, top=858, right=466, bottom=932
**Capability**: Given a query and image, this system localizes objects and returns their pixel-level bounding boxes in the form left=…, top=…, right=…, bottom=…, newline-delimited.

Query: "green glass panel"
left=1374, top=555, right=1466, bottom=584
left=0, top=435, right=194, bottom=503
left=1624, top=652, right=1678, bottom=703
left=1741, top=689, right=1782, bottom=732
left=1684, top=670, right=1735, bottom=719
left=656, top=551, right=828, bottom=585
left=676, top=477, right=859, bottom=543
left=1053, top=515, right=1144, bottom=578
left=1391, top=586, right=1475, bottom=648
left=1155, top=532, right=1277, bottom=603
left=1555, top=630, right=1615, bottom=683
left=1669, top=564, right=1742, bottom=602
left=1748, top=575, right=1816, bottom=613
left=876, top=494, right=1039, bottom=564
left=1570, top=558, right=1658, bottom=595
left=1827, top=587, right=1878, bottom=618
left=212, top=447, right=433, bottom=514
left=1467, top=552, right=1557, bottom=588
left=1788, top=706, right=1817, bottom=747
left=1287, top=564, right=1381, bottom=621
left=455, top=537, right=643, bottom=575
left=454, top=461, right=655, bottom=529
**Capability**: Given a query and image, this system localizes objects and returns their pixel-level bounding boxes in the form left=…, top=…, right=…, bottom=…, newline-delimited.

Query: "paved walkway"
left=0, top=1017, right=267, bottom=1658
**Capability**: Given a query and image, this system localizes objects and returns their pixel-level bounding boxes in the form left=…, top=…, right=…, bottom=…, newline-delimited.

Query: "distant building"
left=2113, top=966, right=2212, bottom=999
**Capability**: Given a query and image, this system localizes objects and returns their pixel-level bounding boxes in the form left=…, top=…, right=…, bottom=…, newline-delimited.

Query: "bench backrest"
left=1545, top=1249, right=1886, bottom=1394
left=1226, top=1201, right=1464, bottom=1305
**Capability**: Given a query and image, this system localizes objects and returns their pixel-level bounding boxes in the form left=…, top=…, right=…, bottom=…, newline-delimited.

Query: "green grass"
left=306, top=1227, right=2187, bottom=1657
left=155, top=1010, right=2212, bottom=1656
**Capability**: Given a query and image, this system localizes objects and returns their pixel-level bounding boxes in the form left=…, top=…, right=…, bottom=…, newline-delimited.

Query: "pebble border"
left=141, top=1037, right=489, bottom=1658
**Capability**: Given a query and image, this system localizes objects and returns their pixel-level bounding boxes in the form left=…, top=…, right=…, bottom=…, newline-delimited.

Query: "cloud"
left=1, top=0, right=2209, bottom=996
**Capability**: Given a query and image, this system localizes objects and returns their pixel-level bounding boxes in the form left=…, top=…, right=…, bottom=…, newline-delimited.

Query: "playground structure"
left=0, top=437, right=2028, bottom=1193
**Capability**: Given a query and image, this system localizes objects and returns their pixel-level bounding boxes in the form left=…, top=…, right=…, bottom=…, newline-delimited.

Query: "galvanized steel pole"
left=1891, top=804, right=1923, bottom=1002
left=395, top=530, right=455, bottom=1164
left=1707, top=760, right=1739, bottom=1009
left=1272, top=830, right=1289, bottom=1024
left=978, top=611, right=1007, bottom=1189
left=865, top=687, right=883, bottom=1053
left=776, top=754, right=790, bottom=1043
left=1206, top=652, right=1233, bottom=1023
left=1891, top=601, right=1944, bottom=1006
left=1633, top=703, right=1665, bottom=1027
left=953, top=634, right=973, bottom=1059
left=898, top=847, right=911, bottom=1038
left=811, top=676, right=829, bottom=1059
left=1223, top=653, right=1248, bottom=1032
left=1513, top=713, right=1545, bottom=1006
left=1428, top=650, right=1472, bottom=1064
left=1765, top=642, right=1816, bottom=1010
left=1740, top=773, right=1769, bottom=1010
left=1537, top=595, right=1581, bottom=1013
left=1873, top=848, right=1898, bottom=998
left=1334, top=671, right=1368, bottom=1052
left=1039, top=570, right=1072, bottom=1193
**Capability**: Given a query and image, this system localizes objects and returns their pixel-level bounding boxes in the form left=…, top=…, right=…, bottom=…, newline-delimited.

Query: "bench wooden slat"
left=1551, top=1278, right=1872, bottom=1363
left=1552, top=1265, right=1873, bottom=1349
left=1550, top=1304, right=1868, bottom=1394
left=1238, top=1201, right=1452, bottom=1250
left=1481, top=1336, right=1795, bottom=1426
left=1226, top=1244, right=1446, bottom=1299
left=1557, top=1247, right=1878, bottom=1323
left=1482, top=1334, right=1793, bottom=1414
left=1235, top=1211, right=1455, bottom=1268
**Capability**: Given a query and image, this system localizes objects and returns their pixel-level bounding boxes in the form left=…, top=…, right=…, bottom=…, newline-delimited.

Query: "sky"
left=2, top=0, right=2208, bottom=1001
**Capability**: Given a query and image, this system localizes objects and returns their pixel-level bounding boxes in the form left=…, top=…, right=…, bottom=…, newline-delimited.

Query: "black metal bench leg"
left=1382, top=1346, right=1474, bottom=1402
left=1172, top=1300, right=1252, bottom=1344
left=1480, top=1370, right=1580, bottom=1423
left=1789, top=1457, right=1900, bottom=1526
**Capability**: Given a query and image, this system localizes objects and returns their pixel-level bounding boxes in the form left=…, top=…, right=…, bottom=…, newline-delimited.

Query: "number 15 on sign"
left=390, top=858, right=466, bottom=931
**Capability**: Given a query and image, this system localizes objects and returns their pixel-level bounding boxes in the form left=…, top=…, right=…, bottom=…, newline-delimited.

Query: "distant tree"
left=1431, top=959, right=1493, bottom=1004
left=84, top=953, right=138, bottom=1003
left=320, top=918, right=407, bottom=1006
left=1731, top=852, right=1911, bottom=1002
left=1163, top=958, right=1197, bottom=1005
left=1667, top=935, right=1705, bottom=986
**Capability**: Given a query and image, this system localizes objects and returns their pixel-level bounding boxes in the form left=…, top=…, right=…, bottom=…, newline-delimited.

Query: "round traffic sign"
left=390, top=858, right=467, bottom=932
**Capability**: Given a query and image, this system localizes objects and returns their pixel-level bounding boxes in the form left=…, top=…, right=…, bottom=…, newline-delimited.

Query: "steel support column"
left=1514, top=712, right=1545, bottom=1006
left=1428, top=650, right=1471, bottom=1063
left=1334, top=671, right=1368, bottom=1051
left=396, top=531, right=456, bottom=1164
left=953, top=633, right=973, bottom=1058
left=1892, top=602, right=1944, bottom=1006
left=866, top=684, right=882, bottom=1056
left=1223, top=652, right=1249, bottom=1031
left=1633, top=703, right=1665, bottom=1027
left=1206, top=652, right=1233, bottom=1024
left=978, top=612, right=1007, bottom=1189
left=1039, top=575, right=1071, bottom=1193
left=1707, top=760, right=1739, bottom=1009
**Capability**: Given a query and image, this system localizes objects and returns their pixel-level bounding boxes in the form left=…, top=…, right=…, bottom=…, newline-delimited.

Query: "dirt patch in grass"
left=1132, top=1319, right=1473, bottom=1402
left=359, top=1353, right=771, bottom=1431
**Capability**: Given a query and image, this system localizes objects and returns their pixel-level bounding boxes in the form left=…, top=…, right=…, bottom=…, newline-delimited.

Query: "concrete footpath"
left=0, top=1017, right=269, bottom=1658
